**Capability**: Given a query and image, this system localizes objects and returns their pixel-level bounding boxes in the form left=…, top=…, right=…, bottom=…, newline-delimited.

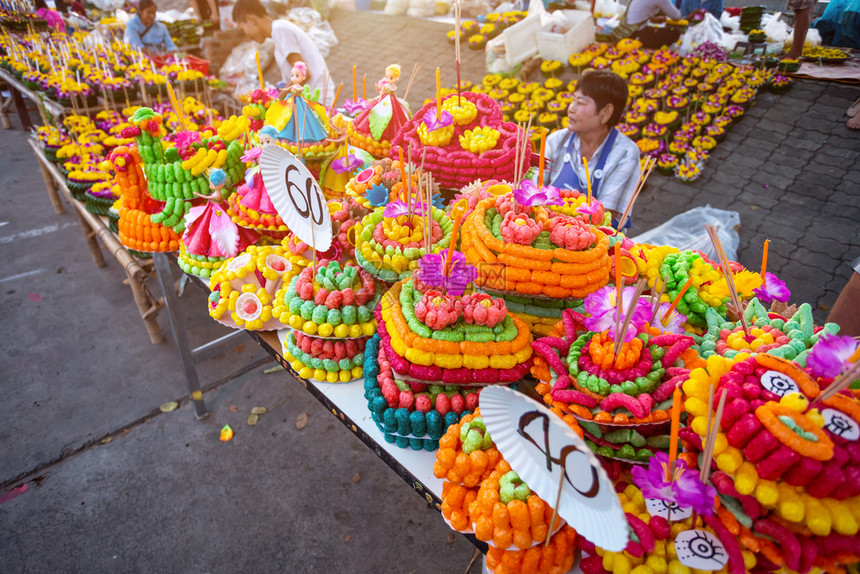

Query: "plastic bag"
left=629, top=205, right=741, bottom=262
left=384, top=0, right=409, bottom=15
left=592, top=0, right=624, bottom=18
left=407, top=0, right=436, bottom=18
left=285, top=9, right=338, bottom=57
left=720, top=12, right=739, bottom=31
left=220, top=39, right=275, bottom=98
left=89, top=0, right=123, bottom=12
left=485, top=35, right=515, bottom=74
left=678, top=13, right=727, bottom=55
left=763, top=12, right=790, bottom=45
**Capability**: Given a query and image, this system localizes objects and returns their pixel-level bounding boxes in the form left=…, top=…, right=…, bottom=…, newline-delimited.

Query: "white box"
left=537, top=10, right=595, bottom=62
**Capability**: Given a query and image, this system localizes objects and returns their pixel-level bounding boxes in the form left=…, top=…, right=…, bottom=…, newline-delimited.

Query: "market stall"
left=4, top=2, right=860, bottom=572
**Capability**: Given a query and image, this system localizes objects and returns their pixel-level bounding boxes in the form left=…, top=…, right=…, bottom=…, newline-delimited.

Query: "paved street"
left=1, top=8, right=858, bottom=574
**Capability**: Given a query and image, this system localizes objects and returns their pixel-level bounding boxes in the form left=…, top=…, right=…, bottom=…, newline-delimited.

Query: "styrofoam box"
left=537, top=10, right=595, bottom=62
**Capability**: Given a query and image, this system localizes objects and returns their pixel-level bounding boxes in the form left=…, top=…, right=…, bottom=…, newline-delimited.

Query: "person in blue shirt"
left=125, top=0, right=177, bottom=55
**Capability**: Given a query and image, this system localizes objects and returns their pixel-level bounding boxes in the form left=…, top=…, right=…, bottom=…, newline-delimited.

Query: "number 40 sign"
left=260, top=144, right=332, bottom=252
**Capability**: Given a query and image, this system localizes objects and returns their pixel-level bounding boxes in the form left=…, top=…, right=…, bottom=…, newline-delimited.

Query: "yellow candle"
left=760, top=239, right=769, bottom=287
left=538, top=130, right=546, bottom=187
left=362, top=75, right=367, bottom=100
left=436, top=67, right=441, bottom=121
left=255, top=51, right=264, bottom=90
left=583, top=156, right=592, bottom=204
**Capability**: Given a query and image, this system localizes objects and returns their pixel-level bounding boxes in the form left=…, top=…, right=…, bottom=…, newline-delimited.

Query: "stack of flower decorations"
left=680, top=343, right=860, bottom=573
left=106, top=145, right=181, bottom=253
left=461, top=184, right=612, bottom=336
left=208, top=245, right=294, bottom=329
left=531, top=285, right=704, bottom=464
left=274, top=259, right=378, bottom=382
left=634, top=245, right=732, bottom=333
left=434, top=410, right=580, bottom=573
left=355, top=201, right=453, bottom=283
left=281, top=198, right=364, bottom=268
left=241, top=87, right=279, bottom=131
left=583, top=454, right=751, bottom=574
left=263, top=89, right=338, bottom=162
left=178, top=201, right=259, bottom=278
left=345, top=157, right=442, bottom=213
left=226, top=145, right=291, bottom=241
left=125, top=108, right=246, bottom=235
left=363, top=256, right=533, bottom=450
left=389, top=92, right=529, bottom=189
left=319, top=145, right=374, bottom=200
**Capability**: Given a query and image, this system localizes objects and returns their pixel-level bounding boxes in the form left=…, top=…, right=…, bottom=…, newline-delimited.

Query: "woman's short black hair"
left=138, top=0, right=157, bottom=12
left=232, top=0, right=268, bottom=23
left=576, top=70, right=628, bottom=127
left=33, top=0, right=47, bottom=9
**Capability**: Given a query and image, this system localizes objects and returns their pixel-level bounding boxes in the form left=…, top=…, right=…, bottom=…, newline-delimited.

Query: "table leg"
left=10, top=87, right=32, bottom=131
left=125, top=264, right=165, bottom=345
left=35, top=152, right=65, bottom=214
left=153, top=252, right=208, bottom=419
left=72, top=204, right=106, bottom=268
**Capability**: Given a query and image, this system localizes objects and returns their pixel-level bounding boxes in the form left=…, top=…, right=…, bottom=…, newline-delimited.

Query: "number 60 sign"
left=260, top=144, right=332, bottom=252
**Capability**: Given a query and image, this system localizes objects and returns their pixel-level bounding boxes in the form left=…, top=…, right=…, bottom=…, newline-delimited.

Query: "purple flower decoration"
left=342, top=99, right=369, bottom=115
left=649, top=302, right=687, bottom=334
left=584, top=285, right=652, bottom=343
left=422, top=109, right=454, bottom=132
left=512, top=180, right=563, bottom=207
left=632, top=452, right=716, bottom=516
left=331, top=153, right=364, bottom=174
left=752, top=272, right=790, bottom=305
left=808, top=334, right=860, bottom=380
left=366, top=183, right=389, bottom=207
left=416, top=250, right=477, bottom=296
left=383, top=200, right=428, bottom=218
left=241, top=146, right=262, bottom=163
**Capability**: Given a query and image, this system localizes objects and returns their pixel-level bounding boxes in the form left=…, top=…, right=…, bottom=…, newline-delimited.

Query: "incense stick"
left=403, top=63, right=421, bottom=101
left=617, top=156, right=655, bottom=230
left=651, top=274, right=667, bottom=322
left=701, top=390, right=727, bottom=485
left=706, top=224, right=749, bottom=336
left=613, top=279, right=647, bottom=361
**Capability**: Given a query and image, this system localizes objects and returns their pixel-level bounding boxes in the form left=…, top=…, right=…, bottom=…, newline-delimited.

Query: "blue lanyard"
left=551, top=128, right=619, bottom=199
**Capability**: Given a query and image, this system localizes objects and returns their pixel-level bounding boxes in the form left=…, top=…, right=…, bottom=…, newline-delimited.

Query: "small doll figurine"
left=376, top=64, right=400, bottom=97
left=280, top=61, right=308, bottom=100
left=259, top=125, right=279, bottom=146
left=195, top=168, right=228, bottom=201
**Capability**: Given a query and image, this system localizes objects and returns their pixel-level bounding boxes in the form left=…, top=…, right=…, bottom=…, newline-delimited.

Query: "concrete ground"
left=1, top=8, right=859, bottom=574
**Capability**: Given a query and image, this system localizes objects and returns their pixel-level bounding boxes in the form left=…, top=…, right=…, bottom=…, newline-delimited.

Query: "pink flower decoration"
left=460, top=293, right=507, bottom=328
left=500, top=211, right=542, bottom=246
left=584, top=285, right=652, bottom=343
left=512, top=180, right=563, bottom=207
left=422, top=109, right=454, bottom=131
left=575, top=200, right=604, bottom=225
left=416, top=251, right=477, bottom=297
left=241, top=147, right=262, bottom=163
left=649, top=302, right=687, bottom=334
left=383, top=200, right=429, bottom=219
left=414, top=290, right=461, bottom=330
left=331, top=153, right=364, bottom=174
left=808, top=334, right=860, bottom=380
left=548, top=216, right=596, bottom=251
left=753, top=272, right=790, bottom=305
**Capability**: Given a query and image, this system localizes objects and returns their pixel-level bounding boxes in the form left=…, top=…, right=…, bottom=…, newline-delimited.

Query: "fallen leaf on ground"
left=248, top=414, right=259, bottom=426
left=234, top=344, right=244, bottom=353
left=100, top=436, right=112, bottom=445
left=352, top=473, right=361, bottom=484
left=295, top=412, right=308, bottom=430
left=229, top=405, right=239, bottom=413
left=160, top=401, right=178, bottom=413
left=344, top=534, right=351, bottom=542
left=447, top=533, right=455, bottom=544
left=251, top=407, right=267, bottom=415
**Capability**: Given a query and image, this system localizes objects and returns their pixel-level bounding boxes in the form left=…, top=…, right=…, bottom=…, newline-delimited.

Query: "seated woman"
left=543, top=70, right=641, bottom=229
left=124, top=0, right=177, bottom=56
left=625, top=0, right=683, bottom=49
left=34, top=0, right=65, bottom=33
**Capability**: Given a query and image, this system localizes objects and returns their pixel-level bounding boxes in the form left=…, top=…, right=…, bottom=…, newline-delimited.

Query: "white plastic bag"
left=678, top=12, right=727, bottom=55
left=219, top=39, right=275, bottom=98
left=384, top=0, right=410, bottom=14
left=407, top=0, right=436, bottom=18
left=485, top=35, right=514, bottom=75
left=720, top=12, right=739, bottom=31
left=284, top=9, right=338, bottom=57
left=763, top=12, right=790, bottom=45
left=629, top=205, right=741, bottom=262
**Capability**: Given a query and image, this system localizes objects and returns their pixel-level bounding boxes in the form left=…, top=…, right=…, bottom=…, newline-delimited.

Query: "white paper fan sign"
left=260, top=144, right=332, bottom=252
left=479, top=386, right=629, bottom=552
left=674, top=529, right=729, bottom=571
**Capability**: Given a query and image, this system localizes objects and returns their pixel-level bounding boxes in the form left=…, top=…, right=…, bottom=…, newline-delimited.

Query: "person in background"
left=827, top=257, right=860, bottom=337
left=125, top=0, right=177, bottom=55
left=232, top=0, right=335, bottom=106
left=625, top=0, right=683, bottom=48
left=785, top=0, right=814, bottom=59
left=34, top=0, right=66, bottom=33
left=189, top=0, right=219, bottom=28
left=543, top=70, right=640, bottom=229
left=56, top=0, right=86, bottom=17
left=675, top=0, right=722, bottom=20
